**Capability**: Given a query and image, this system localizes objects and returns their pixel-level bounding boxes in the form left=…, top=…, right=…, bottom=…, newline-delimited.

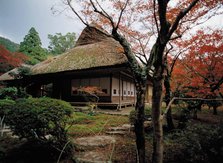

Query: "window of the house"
left=113, top=89, right=117, bottom=94
left=128, top=91, right=130, bottom=95
left=124, top=90, right=126, bottom=95
left=131, top=91, right=133, bottom=95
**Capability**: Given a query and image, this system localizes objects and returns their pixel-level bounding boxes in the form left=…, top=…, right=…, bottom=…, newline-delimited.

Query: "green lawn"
left=68, top=112, right=129, bottom=137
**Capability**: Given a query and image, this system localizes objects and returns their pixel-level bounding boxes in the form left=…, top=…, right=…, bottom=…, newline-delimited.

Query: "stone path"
left=106, top=124, right=133, bottom=135
left=73, top=124, right=131, bottom=163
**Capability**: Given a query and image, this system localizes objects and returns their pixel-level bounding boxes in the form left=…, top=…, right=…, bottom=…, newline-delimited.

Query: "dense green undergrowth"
left=164, top=122, right=223, bottom=163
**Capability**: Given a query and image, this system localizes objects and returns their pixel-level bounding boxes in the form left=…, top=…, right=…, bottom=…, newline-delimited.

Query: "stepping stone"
left=74, top=151, right=111, bottom=163
left=74, top=135, right=116, bottom=150
left=121, top=124, right=132, bottom=128
left=106, top=131, right=127, bottom=135
left=108, top=126, right=128, bottom=131
left=107, top=124, right=134, bottom=134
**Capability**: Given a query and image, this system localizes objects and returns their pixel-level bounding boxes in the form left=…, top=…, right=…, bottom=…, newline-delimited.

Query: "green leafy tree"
left=19, top=27, right=48, bottom=65
left=48, top=32, right=76, bottom=55
left=0, top=36, right=19, bottom=52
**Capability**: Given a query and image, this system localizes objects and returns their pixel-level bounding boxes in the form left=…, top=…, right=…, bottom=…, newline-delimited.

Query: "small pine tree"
left=19, top=27, right=48, bottom=65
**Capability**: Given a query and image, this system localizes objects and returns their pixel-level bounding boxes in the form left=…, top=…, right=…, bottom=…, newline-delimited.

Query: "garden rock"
left=74, top=151, right=111, bottom=163
left=106, top=124, right=133, bottom=135
left=74, top=135, right=116, bottom=150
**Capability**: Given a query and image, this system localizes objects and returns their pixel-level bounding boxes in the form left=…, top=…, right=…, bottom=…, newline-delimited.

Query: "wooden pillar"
left=118, top=73, right=121, bottom=110
left=110, top=74, right=112, bottom=102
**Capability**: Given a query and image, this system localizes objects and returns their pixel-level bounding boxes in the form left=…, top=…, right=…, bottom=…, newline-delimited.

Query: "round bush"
left=4, top=97, right=73, bottom=154
left=0, top=87, right=29, bottom=100
left=0, top=99, right=15, bottom=117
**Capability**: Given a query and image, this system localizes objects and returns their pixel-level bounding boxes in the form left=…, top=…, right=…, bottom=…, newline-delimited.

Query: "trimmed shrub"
left=0, top=87, right=18, bottom=100
left=0, top=87, right=29, bottom=100
left=3, top=97, right=73, bottom=155
left=0, top=99, right=15, bottom=117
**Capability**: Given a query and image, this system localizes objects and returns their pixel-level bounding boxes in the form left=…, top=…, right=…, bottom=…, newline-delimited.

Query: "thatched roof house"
left=0, top=26, right=152, bottom=108
left=31, top=26, right=128, bottom=75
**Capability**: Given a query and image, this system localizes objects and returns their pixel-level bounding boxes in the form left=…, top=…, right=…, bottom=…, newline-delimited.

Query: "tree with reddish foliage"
left=172, top=29, right=223, bottom=114
left=0, top=45, right=28, bottom=75
left=56, top=0, right=223, bottom=162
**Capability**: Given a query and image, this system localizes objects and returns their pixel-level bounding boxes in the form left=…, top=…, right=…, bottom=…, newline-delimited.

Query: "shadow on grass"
left=0, top=139, right=71, bottom=163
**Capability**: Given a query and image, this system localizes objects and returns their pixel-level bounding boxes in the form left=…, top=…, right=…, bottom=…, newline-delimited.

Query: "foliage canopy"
left=19, top=27, right=48, bottom=65
left=48, top=32, right=76, bottom=55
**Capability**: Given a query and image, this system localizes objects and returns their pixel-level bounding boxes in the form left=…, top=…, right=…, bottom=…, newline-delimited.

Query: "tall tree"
left=19, top=27, right=48, bottom=65
left=48, top=32, right=76, bottom=55
left=57, top=0, right=223, bottom=162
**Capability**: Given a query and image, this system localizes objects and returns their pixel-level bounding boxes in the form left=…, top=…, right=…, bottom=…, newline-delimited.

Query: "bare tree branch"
left=116, top=0, right=129, bottom=30
left=95, top=0, right=111, bottom=18
left=163, top=97, right=223, bottom=119
left=153, top=0, right=160, bottom=35
left=168, top=0, right=199, bottom=39
left=211, top=76, right=223, bottom=92
left=165, top=42, right=173, bottom=57
left=66, top=0, right=89, bottom=26
left=136, top=54, right=147, bottom=65
left=169, top=47, right=190, bottom=75
left=169, top=34, right=182, bottom=40
left=89, top=0, right=115, bottom=28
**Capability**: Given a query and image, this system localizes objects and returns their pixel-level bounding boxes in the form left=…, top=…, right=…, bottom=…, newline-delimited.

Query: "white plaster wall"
left=112, top=77, right=120, bottom=96
left=130, top=83, right=135, bottom=97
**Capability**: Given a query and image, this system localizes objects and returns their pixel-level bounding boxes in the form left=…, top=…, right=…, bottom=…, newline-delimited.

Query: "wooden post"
left=118, top=73, right=121, bottom=110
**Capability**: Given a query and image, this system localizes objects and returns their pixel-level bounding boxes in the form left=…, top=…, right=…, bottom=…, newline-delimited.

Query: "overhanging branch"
left=67, top=0, right=89, bottom=26
left=167, top=0, right=199, bottom=39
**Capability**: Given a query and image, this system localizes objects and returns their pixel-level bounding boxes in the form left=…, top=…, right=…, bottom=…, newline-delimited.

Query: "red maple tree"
left=171, top=29, right=223, bottom=98
left=0, top=45, right=28, bottom=75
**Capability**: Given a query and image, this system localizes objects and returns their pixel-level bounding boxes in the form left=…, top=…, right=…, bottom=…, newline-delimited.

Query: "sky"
left=0, top=0, right=222, bottom=48
left=0, top=0, right=84, bottom=48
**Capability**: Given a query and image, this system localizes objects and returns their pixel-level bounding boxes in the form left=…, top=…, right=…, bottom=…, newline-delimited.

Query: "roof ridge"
left=75, top=26, right=111, bottom=47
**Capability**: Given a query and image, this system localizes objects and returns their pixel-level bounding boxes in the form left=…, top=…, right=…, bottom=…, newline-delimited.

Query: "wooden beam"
left=119, top=72, right=121, bottom=110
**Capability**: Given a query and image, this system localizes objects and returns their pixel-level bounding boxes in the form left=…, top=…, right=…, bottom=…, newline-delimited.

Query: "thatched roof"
left=0, top=69, right=17, bottom=81
left=31, top=26, right=128, bottom=75
left=0, top=64, right=31, bottom=81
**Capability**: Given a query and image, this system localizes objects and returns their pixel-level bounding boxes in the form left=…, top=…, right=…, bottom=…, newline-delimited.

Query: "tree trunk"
left=164, top=75, right=174, bottom=130
left=134, top=84, right=146, bottom=163
left=111, top=29, right=147, bottom=163
left=213, top=106, right=218, bottom=115
left=166, top=107, right=174, bottom=130
left=192, top=109, right=197, bottom=119
left=152, top=66, right=164, bottom=163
